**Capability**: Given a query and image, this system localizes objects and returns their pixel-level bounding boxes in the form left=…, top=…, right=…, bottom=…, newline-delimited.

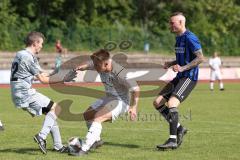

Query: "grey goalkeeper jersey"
left=89, top=59, right=138, bottom=104
left=10, top=49, right=41, bottom=107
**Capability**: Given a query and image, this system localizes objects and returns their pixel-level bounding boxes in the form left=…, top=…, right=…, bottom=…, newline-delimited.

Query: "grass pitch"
left=0, top=83, right=240, bottom=160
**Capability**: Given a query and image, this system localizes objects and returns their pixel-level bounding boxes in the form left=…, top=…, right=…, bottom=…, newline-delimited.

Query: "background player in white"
left=10, top=31, right=76, bottom=154
left=69, top=49, right=140, bottom=156
left=209, top=52, right=224, bottom=91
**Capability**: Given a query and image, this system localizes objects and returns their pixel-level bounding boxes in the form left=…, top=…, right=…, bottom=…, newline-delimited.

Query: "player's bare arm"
left=128, top=86, right=140, bottom=121
left=163, top=60, right=177, bottom=69
left=36, top=70, right=77, bottom=84
left=76, top=61, right=93, bottom=71
left=173, top=49, right=204, bottom=72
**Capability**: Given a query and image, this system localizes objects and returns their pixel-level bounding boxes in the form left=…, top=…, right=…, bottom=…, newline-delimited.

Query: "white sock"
left=169, top=135, right=177, bottom=139
left=39, top=112, right=57, bottom=140
left=177, top=123, right=180, bottom=128
left=210, top=82, right=214, bottom=90
left=85, top=121, right=100, bottom=141
left=50, top=121, right=63, bottom=150
left=220, top=82, right=224, bottom=89
left=81, top=122, right=102, bottom=152
left=0, top=120, right=3, bottom=126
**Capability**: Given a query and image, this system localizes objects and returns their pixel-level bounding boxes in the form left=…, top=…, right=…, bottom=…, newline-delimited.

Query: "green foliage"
left=0, top=0, right=240, bottom=55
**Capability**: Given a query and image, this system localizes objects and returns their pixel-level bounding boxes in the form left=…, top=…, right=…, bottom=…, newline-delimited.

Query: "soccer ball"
left=68, top=137, right=83, bottom=153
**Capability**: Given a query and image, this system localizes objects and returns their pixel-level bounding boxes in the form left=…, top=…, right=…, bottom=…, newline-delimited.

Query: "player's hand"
left=63, top=69, right=77, bottom=82
left=41, top=72, right=50, bottom=77
left=75, top=65, right=85, bottom=71
left=128, top=107, right=137, bottom=121
left=172, top=64, right=184, bottom=72
left=163, top=62, right=171, bottom=69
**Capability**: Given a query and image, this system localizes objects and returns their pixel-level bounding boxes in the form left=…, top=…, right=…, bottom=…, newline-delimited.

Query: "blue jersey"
left=175, top=30, right=202, bottom=81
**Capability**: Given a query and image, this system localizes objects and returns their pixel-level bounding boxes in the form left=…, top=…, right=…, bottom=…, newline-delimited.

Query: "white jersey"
left=209, top=57, right=222, bottom=71
left=89, top=59, right=137, bottom=104
left=10, top=49, right=41, bottom=107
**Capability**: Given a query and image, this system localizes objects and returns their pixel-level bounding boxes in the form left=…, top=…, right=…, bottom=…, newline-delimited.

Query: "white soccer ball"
left=68, top=137, right=83, bottom=153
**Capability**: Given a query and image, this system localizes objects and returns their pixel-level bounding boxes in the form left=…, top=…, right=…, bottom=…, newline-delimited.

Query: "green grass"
left=0, top=83, right=240, bottom=160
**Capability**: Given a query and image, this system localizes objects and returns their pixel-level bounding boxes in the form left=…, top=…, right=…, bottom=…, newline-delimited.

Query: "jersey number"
left=11, top=62, right=19, bottom=81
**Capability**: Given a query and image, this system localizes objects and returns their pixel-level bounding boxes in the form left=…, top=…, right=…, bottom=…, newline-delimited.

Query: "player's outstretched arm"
left=75, top=61, right=94, bottom=71
left=36, top=70, right=77, bottom=84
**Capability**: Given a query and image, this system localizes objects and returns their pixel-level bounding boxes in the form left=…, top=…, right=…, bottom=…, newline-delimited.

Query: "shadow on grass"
left=0, top=148, right=41, bottom=155
left=104, top=141, right=140, bottom=148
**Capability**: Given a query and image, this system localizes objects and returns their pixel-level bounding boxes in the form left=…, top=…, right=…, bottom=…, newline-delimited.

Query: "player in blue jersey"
left=153, top=12, right=204, bottom=150
left=10, top=31, right=76, bottom=154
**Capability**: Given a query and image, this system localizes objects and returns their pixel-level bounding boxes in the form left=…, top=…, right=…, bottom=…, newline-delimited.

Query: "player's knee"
left=153, top=96, right=165, bottom=108
left=83, top=107, right=97, bottom=121
left=94, top=113, right=111, bottom=123
left=168, top=97, right=180, bottom=108
left=93, top=116, right=104, bottom=123
left=153, top=100, right=159, bottom=108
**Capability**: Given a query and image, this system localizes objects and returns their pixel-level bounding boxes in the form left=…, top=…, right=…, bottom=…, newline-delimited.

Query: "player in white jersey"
left=69, top=49, right=140, bottom=156
left=10, top=31, right=76, bottom=154
left=209, top=52, right=224, bottom=91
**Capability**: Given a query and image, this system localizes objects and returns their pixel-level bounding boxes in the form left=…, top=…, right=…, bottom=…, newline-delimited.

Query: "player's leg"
left=50, top=120, right=69, bottom=153
left=70, top=106, right=111, bottom=156
left=210, top=71, right=216, bottom=91
left=153, top=81, right=174, bottom=122
left=216, top=71, right=224, bottom=90
left=154, top=79, right=184, bottom=148
left=157, top=78, right=196, bottom=150
left=70, top=98, right=126, bottom=156
left=83, top=106, right=104, bottom=149
left=29, top=92, right=65, bottom=154
left=83, top=106, right=98, bottom=130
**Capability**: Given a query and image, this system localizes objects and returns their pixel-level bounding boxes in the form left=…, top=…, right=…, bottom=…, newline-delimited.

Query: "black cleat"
left=156, top=138, right=177, bottom=151
left=177, top=127, right=188, bottom=147
left=90, top=140, right=104, bottom=150
left=220, top=88, right=225, bottom=91
left=69, top=149, right=87, bottom=156
left=34, top=134, right=47, bottom=154
left=55, top=146, right=69, bottom=153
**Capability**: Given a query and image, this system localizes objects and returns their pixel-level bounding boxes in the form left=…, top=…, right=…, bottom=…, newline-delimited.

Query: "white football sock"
left=81, top=122, right=102, bottom=152
left=210, top=82, right=214, bottom=90
left=220, top=82, right=224, bottom=89
left=39, top=111, right=57, bottom=140
left=50, top=121, right=63, bottom=150
left=86, top=121, right=101, bottom=141
left=177, top=123, right=181, bottom=128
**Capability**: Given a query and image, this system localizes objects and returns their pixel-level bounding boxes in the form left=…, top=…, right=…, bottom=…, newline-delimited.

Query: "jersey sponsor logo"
left=175, top=47, right=185, bottom=54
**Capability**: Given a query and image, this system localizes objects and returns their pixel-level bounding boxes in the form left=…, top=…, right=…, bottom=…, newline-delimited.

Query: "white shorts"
left=22, top=92, right=51, bottom=116
left=210, top=71, right=222, bottom=81
left=91, top=97, right=129, bottom=121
